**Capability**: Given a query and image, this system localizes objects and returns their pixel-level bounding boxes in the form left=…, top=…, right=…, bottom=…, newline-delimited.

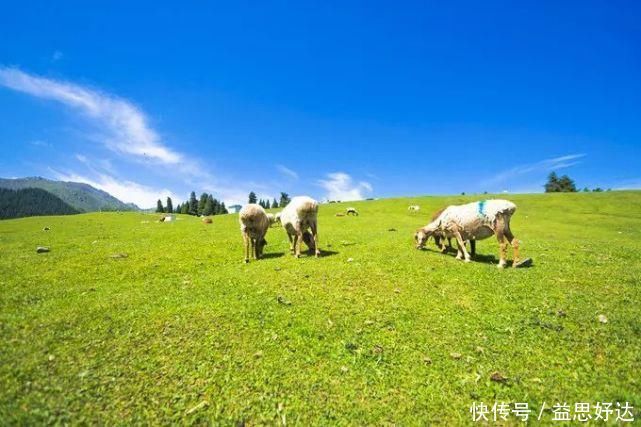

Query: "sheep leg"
left=495, top=216, right=508, bottom=268
left=470, top=239, right=476, bottom=257
left=243, top=232, right=250, bottom=263
left=250, top=238, right=257, bottom=260
left=452, top=228, right=471, bottom=262
left=503, top=224, right=520, bottom=267
left=294, top=229, right=303, bottom=258
left=310, top=220, right=320, bottom=257
left=287, top=233, right=294, bottom=253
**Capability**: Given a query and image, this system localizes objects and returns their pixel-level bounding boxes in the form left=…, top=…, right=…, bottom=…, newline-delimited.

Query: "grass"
left=1, top=191, right=640, bottom=424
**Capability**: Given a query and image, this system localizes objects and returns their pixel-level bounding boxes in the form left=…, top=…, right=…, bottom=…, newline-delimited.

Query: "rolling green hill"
left=0, top=177, right=138, bottom=213
left=1, top=191, right=640, bottom=424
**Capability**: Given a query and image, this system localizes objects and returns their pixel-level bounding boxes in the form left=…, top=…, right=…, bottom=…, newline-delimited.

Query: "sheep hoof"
left=497, top=262, right=506, bottom=269
left=244, top=259, right=249, bottom=264
left=464, top=258, right=471, bottom=263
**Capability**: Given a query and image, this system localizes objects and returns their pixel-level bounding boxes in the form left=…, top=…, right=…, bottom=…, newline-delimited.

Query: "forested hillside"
left=0, top=188, right=79, bottom=219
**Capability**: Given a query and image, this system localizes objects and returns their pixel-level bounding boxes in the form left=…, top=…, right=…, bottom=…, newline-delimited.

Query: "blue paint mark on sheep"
left=478, top=200, right=486, bottom=217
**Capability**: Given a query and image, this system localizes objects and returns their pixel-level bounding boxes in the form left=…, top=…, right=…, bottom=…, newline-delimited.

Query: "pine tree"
left=188, top=192, right=198, bottom=215
left=272, top=198, right=278, bottom=209
left=558, top=175, right=577, bottom=192
left=166, top=197, right=173, bottom=213
left=220, top=202, right=228, bottom=214
left=248, top=192, right=257, bottom=204
left=202, top=195, right=214, bottom=215
left=544, top=172, right=561, bottom=193
left=196, top=192, right=208, bottom=215
left=279, top=192, right=291, bottom=207
left=175, top=203, right=181, bottom=213
left=156, top=199, right=164, bottom=213
left=211, top=196, right=220, bottom=215
left=180, top=203, right=189, bottom=214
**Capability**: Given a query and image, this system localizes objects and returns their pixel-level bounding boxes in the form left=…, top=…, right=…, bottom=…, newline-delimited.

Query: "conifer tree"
left=279, top=192, right=291, bottom=207
left=156, top=199, right=164, bottom=213
left=188, top=192, right=198, bottom=215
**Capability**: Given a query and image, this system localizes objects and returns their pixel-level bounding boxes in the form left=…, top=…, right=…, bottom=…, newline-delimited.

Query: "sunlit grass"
left=1, top=191, right=640, bottom=424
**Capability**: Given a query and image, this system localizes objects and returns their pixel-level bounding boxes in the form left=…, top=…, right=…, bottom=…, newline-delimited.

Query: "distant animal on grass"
left=346, top=207, right=359, bottom=216
left=335, top=213, right=345, bottom=217
left=280, top=196, right=320, bottom=258
left=239, top=204, right=270, bottom=263
left=202, top=217, right=212, bottom=224
left=415, top=199, right=526, bottom=268
left=408, top=205, right=420, bottom=212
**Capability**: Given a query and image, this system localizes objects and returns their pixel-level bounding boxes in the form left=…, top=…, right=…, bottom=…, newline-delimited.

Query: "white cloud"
left=50, top=169, right=178, bottom=209
left=52, top=51, right=63, bottom=62
left=482, top=154, right=586, bottom=187
left=0, top=67, right=182, bottom=164
left=276, top=164, right=299, bottom=180
left=318, top=172, right=372, bottom=201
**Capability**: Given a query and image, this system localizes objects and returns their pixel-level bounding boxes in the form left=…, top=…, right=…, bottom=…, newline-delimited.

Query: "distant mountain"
left=0, top=187, right=79, bottom=219
left=0, top=177, right=139, bottom=213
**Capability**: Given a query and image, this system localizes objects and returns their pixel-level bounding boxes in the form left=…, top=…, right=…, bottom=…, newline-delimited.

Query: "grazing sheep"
left=239, top=204, right=271, bottom=263
left=415, top=200, right=521, bottom=268
left=266, top=213, right=279, bottom=227
left=429, top=206, right=475, bottom=256
left=346, top=207, right=359, bottom=216
left=408, top=205, right=420, bottom=212
left=280, top=196, right=320, bottom=258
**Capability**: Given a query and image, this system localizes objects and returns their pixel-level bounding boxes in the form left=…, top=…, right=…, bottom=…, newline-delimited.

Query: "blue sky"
left=1, top=1, right=640, bottom=207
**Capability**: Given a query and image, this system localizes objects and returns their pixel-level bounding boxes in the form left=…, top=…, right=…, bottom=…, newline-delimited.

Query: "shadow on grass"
left=421, top=248, right=534, bottom=268
left=261, top=252, right=286, bottom=259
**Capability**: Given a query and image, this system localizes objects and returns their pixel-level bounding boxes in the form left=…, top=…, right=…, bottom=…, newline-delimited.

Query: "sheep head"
left=414, top=227, right=433, bottom=249
left=302, top=231, right=316, bottom=252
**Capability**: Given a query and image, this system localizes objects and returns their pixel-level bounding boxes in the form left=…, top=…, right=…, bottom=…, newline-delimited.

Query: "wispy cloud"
left=276, top=164, right=299, bottom=180
left=50, top=168, right=178, bottom=209
left=613, top=178, right=641, bottom=190
left=317, top=172, right=372, bottom=201
left=51, top=50, right=63, bottom=62
left=482, top=154, right=586, bottom=187
left=0, top=67, right=182, bottom=164
left=30, top=139, right=51, bottom=148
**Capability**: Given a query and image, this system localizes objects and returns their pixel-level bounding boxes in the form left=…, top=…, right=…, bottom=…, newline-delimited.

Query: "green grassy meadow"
left=1, top=192, right=640, bottom=424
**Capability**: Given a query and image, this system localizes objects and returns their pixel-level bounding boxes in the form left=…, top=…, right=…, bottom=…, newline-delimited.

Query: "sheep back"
left=239, top=204, right=270, bottom=238
left=280, top=196, right=319, bottom=233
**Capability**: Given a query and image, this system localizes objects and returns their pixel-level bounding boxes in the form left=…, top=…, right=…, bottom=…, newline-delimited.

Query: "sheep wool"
left=436, top=199, right=516, bottom=240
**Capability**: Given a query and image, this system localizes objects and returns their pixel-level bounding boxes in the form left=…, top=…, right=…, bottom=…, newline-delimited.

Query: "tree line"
left=544, top=172, right=611, bottom=193
left=248, top=191, right=290, bottom=209
left=156, top=192, right=228, bottom=216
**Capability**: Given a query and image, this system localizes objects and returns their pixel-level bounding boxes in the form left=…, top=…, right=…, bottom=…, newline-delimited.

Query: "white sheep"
left=346, top=207, right=359, bottom=216
left=280, top=196, right=320, bottom=258
left=239, top=204, right=270, bottom=263
left=415, top=199, right=522, bottom=268
left=408, top=205, right=420, bottom=212
left=266, top=213, right=279, bottom=227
